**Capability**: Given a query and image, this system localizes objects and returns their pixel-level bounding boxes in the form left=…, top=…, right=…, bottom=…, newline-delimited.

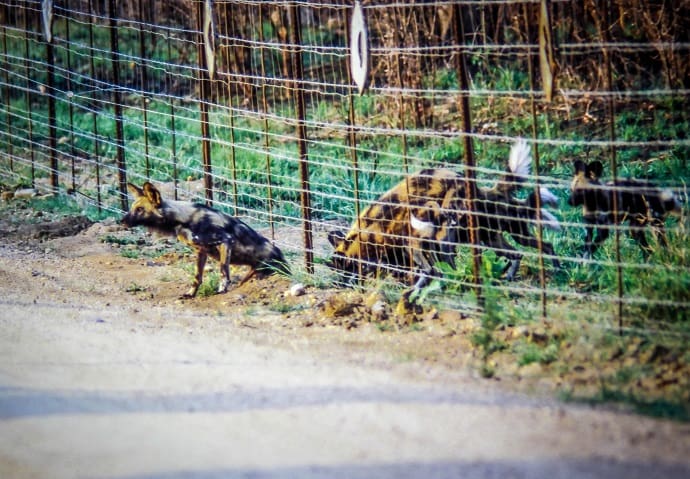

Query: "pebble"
left=286, top=283, right=306, bottom=297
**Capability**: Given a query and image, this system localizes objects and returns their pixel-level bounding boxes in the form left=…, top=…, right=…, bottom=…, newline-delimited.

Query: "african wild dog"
left=123, top=182, right=289, bottom=298
left=568, top=159, right=682, bottom=257
left=328, top=141, right=561, bottom=292
left=327, top=167, right=464, bottom=286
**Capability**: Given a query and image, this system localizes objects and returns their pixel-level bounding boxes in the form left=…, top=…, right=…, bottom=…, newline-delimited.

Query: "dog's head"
left=122, top=182, right=165, bottom=228
left=568, top=159, right=605, bottom=209
left=326, top=230, right=363, bottom=284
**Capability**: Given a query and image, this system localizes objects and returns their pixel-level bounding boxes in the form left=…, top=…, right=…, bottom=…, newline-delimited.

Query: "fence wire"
left=0, top=0, right=688, bottom=333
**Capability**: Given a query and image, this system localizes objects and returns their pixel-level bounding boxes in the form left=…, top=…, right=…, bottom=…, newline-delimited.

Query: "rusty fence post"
left=1, top=2, right=13, bottom=171
left=87, top=0, right=102, bottom=212
left=452, top=2, right=483, bottom=305
left=196, top=0, right=214, bottom=206
left=347, top=1, right=365, bottom=281
left=43, top=0, right=58, bottom=191
left=64, top=0, right=77, bottom=193
left=108, top=0, right=128, bottom=211
left=288, top=3, right=314, bottom=274
left=602, top=1, right=623, bottom=333
left=22, top=4, right=36, bottom=188
left=219, top=0, right=239, bottom=216
left=523, top=1, right=549, bottom=320
left=165, top=29, right=179, bottom=201
left=137, top=0, right=151, bottom=179
left=258, top=4, right=275, bottom=237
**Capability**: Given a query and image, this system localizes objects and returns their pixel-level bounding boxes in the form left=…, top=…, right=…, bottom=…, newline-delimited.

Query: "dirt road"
left=1, top=226, right=689, bottom=479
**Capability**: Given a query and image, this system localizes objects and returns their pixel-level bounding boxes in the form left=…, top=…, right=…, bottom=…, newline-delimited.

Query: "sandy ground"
left=0, top=219, right=689, bottom=479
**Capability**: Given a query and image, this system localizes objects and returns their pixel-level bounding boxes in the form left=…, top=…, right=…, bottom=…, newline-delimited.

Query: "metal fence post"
left=196, top=0, right=214, bottom=206
left=165, top=29, right=179, bottom=201
left=64, top=0, right=77, bottom=193
left=22, top=4, right=36, bottom=188
left=137, top=0, right=151, bottom=179
left=347, top=2, right=365, bottom=281
left=603, top=1, right=623, bottom=333
left=258, top=4, right=275, bottom=237
left=1, top=2, right=13, bottom=171
left=108, top=0, right=128, bottom=211
left=43, top=0, right=58, bottom=191
left=88, top=0, right=102, bottom=212
left=452, top=2, right=483, bottom=304
left=288, top=3, right=314, bottom=274
left=523, top=1, right=549, bottom=320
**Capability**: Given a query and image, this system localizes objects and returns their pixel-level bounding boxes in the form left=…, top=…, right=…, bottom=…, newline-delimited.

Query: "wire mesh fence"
left=1, top=1, right=688, bottom=333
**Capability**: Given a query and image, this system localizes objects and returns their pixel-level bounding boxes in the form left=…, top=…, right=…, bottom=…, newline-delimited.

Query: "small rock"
left=285, top=283, right=306, bottom=297
left=370, top=300, right=387, bottom=320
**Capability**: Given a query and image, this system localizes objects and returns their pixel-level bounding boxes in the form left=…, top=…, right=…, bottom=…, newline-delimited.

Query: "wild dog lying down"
left=328, top=141, right=561, bottom=291
left=123, top=182, right=289, bottom=298
left=568, top=159, right=682, bottom=257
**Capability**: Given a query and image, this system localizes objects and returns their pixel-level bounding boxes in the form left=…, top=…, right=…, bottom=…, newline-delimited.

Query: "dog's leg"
left=583, top=223, right=596, bottom=258
left=491, top=234, right=522, bottom=280
left=217, top=241, right=231, bottom=293
left=183, top=250, right=207, bottom=298
left=238, top=268, right=258, bottom=286
left=590, top=220, right=610, bottom=257
left=511, top=232, right=560, bottom=270
left=630, top=224, right=652, bottom=256
left=652, top=219, right=669, bottom=248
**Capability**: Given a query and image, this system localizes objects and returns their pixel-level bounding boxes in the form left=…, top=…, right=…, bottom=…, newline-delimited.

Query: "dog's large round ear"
left=142, top=182, right=162, bottom=207
left=127, top=183, right=144, bottom=198
left=327, top=230, right=346, bottom=247
left=573, top=159, right=586, bottom=174
left=587, top=160, right=604, bottom=179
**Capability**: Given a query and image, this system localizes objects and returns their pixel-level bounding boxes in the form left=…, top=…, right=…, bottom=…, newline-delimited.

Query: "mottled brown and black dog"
left=123, top=182, right=288, bottom=298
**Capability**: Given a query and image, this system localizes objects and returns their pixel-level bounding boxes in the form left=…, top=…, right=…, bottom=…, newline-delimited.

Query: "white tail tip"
left=540, top=209, right=561, bottom=231
left=509, top=140, right=532, bottom=178
left=539, top=187, right=559, bottom=206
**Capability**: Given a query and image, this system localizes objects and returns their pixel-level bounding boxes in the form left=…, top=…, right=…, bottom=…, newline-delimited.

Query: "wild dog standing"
left=328, top=141, right=561, bottom=291
left=122, top=182, right=289, bottom=298
left=568, top=160, right=682, bottom=257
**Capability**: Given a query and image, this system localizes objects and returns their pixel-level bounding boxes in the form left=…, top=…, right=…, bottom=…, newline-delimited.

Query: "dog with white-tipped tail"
left=328, top=140, right=562, bottom=295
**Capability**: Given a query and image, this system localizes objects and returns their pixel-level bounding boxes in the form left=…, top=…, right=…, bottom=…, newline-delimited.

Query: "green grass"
left=516, top=342, right=559, bottom=366
left=563, top=388, right=690, bottom=422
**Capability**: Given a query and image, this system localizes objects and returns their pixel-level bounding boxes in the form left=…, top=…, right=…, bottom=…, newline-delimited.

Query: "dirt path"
left=1, top=224, right=689, bottom=479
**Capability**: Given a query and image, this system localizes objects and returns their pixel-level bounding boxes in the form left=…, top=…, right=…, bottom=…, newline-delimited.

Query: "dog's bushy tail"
left=527, top=187, right=561, bottom=231
left=508, top=139, right=532, bottom=179
left=496, top=140, right=532, bottom=196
